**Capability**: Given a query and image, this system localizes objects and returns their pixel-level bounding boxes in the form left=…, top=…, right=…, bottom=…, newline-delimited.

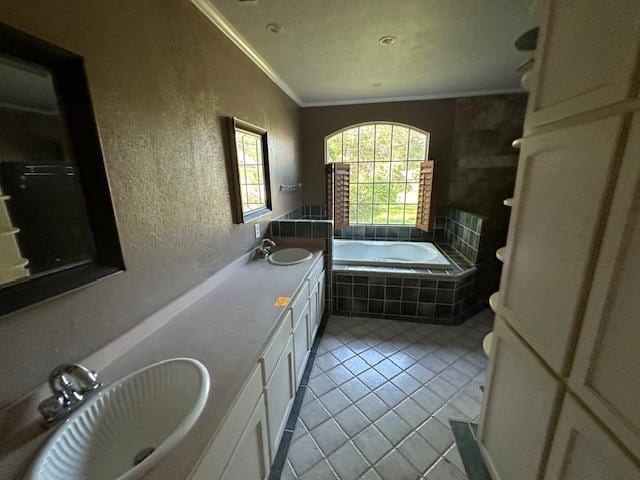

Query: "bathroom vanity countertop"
left=107, top=249, right=323, bottom=479
left=2, top=249, right=323, bottom=480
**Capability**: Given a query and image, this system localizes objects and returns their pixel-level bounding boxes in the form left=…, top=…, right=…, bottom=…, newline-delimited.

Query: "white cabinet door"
left=543, top=395, right=640, bottom=480
left=500, top=115, right=625, bottom=374
left=479, top=317, right=561, bottom=480
left=292, top=301, right=310, bottom=388
left=260, top=311, right=293, bottom=385
left=221, top=394, right=270, bottom=480
left=526, top=0, right=640, bottom=128
left=308, top=284, right=319, bottom=346
left=317, top=271, right=326, bottom=326
left=568, top=113, right=640, bottom=459
left=265, top=337, right=295, bottom=459
left=192, top=367, right=263, bottom=480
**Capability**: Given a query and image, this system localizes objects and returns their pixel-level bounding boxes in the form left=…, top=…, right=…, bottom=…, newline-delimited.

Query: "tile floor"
left=281, top=309, right=493, bottom=480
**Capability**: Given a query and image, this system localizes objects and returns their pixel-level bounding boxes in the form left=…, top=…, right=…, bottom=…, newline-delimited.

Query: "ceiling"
left=202, top=0, right=540, bottom=106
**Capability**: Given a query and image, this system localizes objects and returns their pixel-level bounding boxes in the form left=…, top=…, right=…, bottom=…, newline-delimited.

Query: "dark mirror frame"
left=0, top=22, right=125, bottom=316
left=226, top=117, right=273, bottom=223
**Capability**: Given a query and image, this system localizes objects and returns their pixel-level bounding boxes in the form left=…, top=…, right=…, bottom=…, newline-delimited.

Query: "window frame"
left=324, top=121, right=430, bottom=226
left=226, top=117, right=273, bottom=223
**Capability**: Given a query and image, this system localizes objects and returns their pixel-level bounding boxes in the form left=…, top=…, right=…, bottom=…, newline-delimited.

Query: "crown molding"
left=191, top=1, right=525, bottom=109
left=300, top=88, right=526, bottom=108
left=191, top=0, right=303, bottom=106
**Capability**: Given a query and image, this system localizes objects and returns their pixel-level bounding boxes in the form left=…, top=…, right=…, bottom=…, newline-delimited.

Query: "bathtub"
left=333, top=239, right=451, bottom=269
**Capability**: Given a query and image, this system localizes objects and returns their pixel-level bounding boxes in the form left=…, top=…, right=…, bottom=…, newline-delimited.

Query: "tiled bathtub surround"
left=333, top=242, right=475, bottom=277
left=331, top=241, right=478, bottom=325
left=333, top=272, right=478, bottom=325
left=334, top=217, right=447, bottom=243
left=444, top=209, right=486, bottom=265
left=269, top=205, right=332, bottom=239
left=269, top=219, right=333, bottom=239
left=333, top=207, right=486, bottom=267
left=277, top=204, right=327, bottom=220
left=272, top=206, right=484, bottom=268
left=270, top=205, right=485, bottom=322
left=268, top=206, right=334, bottom=312
left=282, top=310, right=493, bottom=479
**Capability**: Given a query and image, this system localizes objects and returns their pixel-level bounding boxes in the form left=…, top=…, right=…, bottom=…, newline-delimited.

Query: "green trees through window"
left=235, top=128, right=267, bottom=214
left=326, top=123, right=429, bottom=225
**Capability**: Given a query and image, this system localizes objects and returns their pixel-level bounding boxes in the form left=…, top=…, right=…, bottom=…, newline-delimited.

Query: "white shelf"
left=496, top=247, right=506, bottom=262
left=504, top=198, right=513, bottom=207
left=489, top=291, right=501, bottom=313
left=521, top=69, right=535, bottom=91
left=483, top=332, right=494, bottom=357
left=0, top=195, right=10, bottom=201
left=0, top=228, right=19, bottom=236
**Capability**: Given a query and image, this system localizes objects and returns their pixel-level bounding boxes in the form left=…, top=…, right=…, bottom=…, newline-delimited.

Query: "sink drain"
left=134, top=447, right=155, bottom=466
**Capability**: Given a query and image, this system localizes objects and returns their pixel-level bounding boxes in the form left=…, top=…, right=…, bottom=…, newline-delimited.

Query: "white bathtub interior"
left=332, top=239, right=452, bottom=269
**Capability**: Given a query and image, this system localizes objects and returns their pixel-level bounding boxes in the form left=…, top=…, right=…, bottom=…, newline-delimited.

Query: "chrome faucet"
left=38, top=364, right=102, bottom=426
left=257, top=238, right=276, bottom=259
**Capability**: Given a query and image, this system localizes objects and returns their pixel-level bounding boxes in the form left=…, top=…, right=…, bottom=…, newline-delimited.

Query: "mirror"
left=0, top=57, right=95, bottom=285
left=226, top=117, right=272, bottom=223
left=0, top=23, right=124, bottom=316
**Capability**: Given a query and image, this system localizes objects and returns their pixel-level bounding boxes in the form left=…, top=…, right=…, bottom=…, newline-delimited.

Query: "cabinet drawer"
left=192, top=366, right=263, bottom=480
left=290, top=279, right=309, bottom=326
left=260, top=310, right=292, bottom=385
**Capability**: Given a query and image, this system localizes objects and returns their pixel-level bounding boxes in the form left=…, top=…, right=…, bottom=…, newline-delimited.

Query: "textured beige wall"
left=300, top=99, right=457, bottom=207
left=0, top=0, right=302, bottom=409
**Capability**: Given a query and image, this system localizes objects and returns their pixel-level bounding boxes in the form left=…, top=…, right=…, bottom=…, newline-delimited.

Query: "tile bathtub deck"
left=281, top=310, right=493, bottom=480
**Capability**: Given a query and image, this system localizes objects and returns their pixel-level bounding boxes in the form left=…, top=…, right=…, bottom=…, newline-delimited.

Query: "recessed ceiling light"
left=379, top=35, right=396, bottom=46
left=266, top=23, right=284, bottom=34
left=372, top=82, right=383, bottom=88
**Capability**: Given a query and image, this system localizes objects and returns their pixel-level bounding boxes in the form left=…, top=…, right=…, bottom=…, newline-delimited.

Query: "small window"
left=325, top=122, right=431, bottom=226
left=227, top=118, right=272, bottom=223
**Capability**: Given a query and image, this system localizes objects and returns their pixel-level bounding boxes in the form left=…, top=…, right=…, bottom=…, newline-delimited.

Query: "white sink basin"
left=268, top=248, right=312, bottom=266
left=26, top=358, right=210, bottom=480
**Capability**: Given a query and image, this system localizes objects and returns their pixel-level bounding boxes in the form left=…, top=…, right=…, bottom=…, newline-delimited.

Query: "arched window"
left=325, top=122, right=430, bottom=225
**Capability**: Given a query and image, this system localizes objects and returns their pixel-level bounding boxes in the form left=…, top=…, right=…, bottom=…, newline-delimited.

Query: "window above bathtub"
left=325, top=122, right=436, bottom=230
